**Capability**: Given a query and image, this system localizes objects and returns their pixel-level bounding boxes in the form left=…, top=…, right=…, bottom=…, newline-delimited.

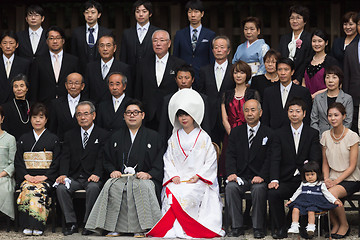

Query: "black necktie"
left=192, top=29, right=198, bottom=51
left=88, top=28, right=95, bottom=48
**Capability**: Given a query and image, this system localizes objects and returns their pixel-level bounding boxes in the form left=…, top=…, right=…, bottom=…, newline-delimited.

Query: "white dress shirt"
left=137, top=22, right=150, bottom=44
left=189, top=24, right=202, bottom=40
left=247, top=121, right=260, bottom=147
left=86, top=23, right=99, bottom=45
left=3, top=54, right=14, bottom=78
left=29, top=26, right=43, bottom=53
left=67, top=94, right=81, bottom=117
left=112, top=94, right=125, bottom=112
left=214, top=60, right=228, bottom=91
left=81, top=123, right=95, bottom=144
left=101, top=57, right=114, bottom=79
left=155, top=52, right=169, bottom=87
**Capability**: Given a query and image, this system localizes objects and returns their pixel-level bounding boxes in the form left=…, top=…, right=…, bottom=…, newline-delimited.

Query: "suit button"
left=192, top=55, right=195, bottom=58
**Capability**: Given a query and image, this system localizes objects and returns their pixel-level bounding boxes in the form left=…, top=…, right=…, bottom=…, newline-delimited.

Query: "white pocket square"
left=262, top=137, right=268, bottom=145
left=201, top=39, right=209, bottom=43
left=94, top=139, right=99, bottom=144
left=170, top=70, right=175, bottom=75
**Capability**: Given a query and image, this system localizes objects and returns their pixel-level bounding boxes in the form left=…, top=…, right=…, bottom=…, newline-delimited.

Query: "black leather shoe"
left=332, top=227, right=350, bottom=239
left=82, top=228, right=95, bottom=235
left=272, top=229, right=287, bottom=239
left=254, top=228, right=265, bottom=239
left=64, top=224, right=78, bottom=236
left=227, top=228, right=245, bottom=237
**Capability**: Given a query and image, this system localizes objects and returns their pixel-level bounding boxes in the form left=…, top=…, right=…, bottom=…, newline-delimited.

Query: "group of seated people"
left=1, top=0, right=360, bottom=239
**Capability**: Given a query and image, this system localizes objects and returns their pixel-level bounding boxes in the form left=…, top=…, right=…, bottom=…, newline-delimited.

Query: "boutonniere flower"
left=296, top=39, right=302, bottom=49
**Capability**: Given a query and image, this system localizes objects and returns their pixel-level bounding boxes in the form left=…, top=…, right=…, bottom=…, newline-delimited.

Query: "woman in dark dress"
left=2, top=74, right=32, bottom=140
left=331, top=12, right=359, bottom=69
left=250, top=49, right=281, bottom=101
left=219, top=61, right=260, bottom=177
left=278, top=5, right=313, bottom=85
left=14, top=103, right=59, bottom=236
left=302, top=30, right=339, bottom=99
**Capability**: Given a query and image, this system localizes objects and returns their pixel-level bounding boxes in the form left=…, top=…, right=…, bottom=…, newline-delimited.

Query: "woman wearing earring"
left=2, top=74, right=32, bottom=140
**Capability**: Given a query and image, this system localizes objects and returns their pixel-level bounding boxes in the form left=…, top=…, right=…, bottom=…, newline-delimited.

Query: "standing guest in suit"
left=232, top=17, right=270, bottom=78
left=343, top=12, right=360, bottom=133
left=198, top=35, right=234, bottom=145
left=268, top=98, right=322, bottom=239
left=86, top=99, right=164, bottom=237
left=302, top=29, right=339, bottom=99
left=158, top=64, right=210, bottom=142
left=136, top=30, right=185, bottom=131
left=262, top=58, right=312, bottom=129
left=120, top=0, right=159, bottom=96
left=311, top=66, right=353, bottom=138
left=49, top=72, right=87, bottom=142
left=16, top=5, right=48, bottom=62
left=2, top=74, right=32, bottom=140
left=278, top=5, right=313, bottom=85
left=85, top=34, right=131, bottom=104
left=0, top=31, right=31, bottom=105
left=15, top=103, right=60, bottom=236
left=55, top=101, right=108, bottom=236
left=173, top=0, right=215, bottom=85
left=30, top=26, right=79, bottom=104
left=96, top=72, right=132, bottom=132
left=71, top=0, right=112, bottom=74
left=331, top=12, right=359, bottom=69
left=225, top=99, right=273, bottom=238
left=250, top=49, right=281, bottom=102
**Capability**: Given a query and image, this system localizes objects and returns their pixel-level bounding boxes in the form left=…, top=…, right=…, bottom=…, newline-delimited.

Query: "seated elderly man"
left=85, top=99, right=164, bottom=237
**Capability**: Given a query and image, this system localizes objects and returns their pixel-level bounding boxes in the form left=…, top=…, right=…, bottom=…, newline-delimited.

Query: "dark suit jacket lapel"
left=0, top=59, right=7, bottom=80
left=241, top=126, right=249, bottom=161
left=45, top=53, right=57, bottom=83
left=23, top=29, right=33, bottom=54
left=286, top=125, right=297, bottom=158
left=249, top=124, right=264, bottom=161
left=80, top=27, right=88, bottom=55
left=149, top=56, right=158, bottom=87
left=185, top=27, right=193, bottom=51
left=36, top=30, right=47, bottom=55
left=297, top=125, right=307, bottom=159
left=160, top=55, right=173, bottom=88
left=219, top=64, right=231, bottom=92
left=82, top=126, right=98, bottom=158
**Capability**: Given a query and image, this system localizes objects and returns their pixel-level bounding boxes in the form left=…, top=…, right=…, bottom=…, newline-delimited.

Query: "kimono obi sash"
left=247, top=62, right=260, bottom=76
left=23, top=151, right=53, bottom=169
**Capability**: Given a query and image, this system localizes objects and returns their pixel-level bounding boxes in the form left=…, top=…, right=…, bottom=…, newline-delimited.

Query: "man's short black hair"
left=26, top=5, right=45, bottom=17
left=0, top=30, right=18, bottom=43
left=125, top=99, right=145, bottom=112
left=176, top=64, right=195, bottom=79
left=286, top=97, right=307, bottom=112
left=276, top=57, right=295, bottom=71
left=132, top=0, right=153, bottom=15
left=46, top=26, right=65, bottom=39
left=84, top=0, right=103, bottom=14
left=185, top=0, right=204, bottom=12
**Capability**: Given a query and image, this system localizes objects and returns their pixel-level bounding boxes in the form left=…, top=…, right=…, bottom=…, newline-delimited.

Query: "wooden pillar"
left=170, top=3, right=181, bottom=40
left=330, top=2, right=341, bottom=42
left=15, top=5, right=26, bottom=32
left=270, top=5, right=279, bottom=49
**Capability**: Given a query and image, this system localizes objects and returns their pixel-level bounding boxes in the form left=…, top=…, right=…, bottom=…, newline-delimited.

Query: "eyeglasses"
left=99, top=43, right=114, bottom=48
left=48, top=37, right=62, bottom=41
left=76, top=112, right=93, bottom=117
left=28, top=13, right=41, bottom=18
left=125, top=110, right=142, bottom=116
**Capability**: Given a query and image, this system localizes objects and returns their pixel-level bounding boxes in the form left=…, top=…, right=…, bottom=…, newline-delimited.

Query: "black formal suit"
left=158, top=91, right=211, bottom=142
left=343, top=39, right=360, bottom=132
left=57, top=125, right=109, bottom=224
left=331, top=34, right=359, bottom=69
left=278, top=31, right=313, bottom=83
left=198, top=62, right=235, bottom=144
left=71, top=25, right=112, bottom=74
left=225, top=123, right=274, bottom=229
left=0, top=55, right=30, bottom=104
left=103, top=125, right=164, bottom=198
left=16, top=28, right=48, bottom=61
left=135, top=54, right=186, bottom=130
left=262, top=82, right=312, bottom=129
left=84, top=59, right=131, bottom=104
left=268, top=124, right=321, bottom=231
left=48, top=94, right=88, bottom=141
left=29, top=52, right=79, bottom=104
left=96, top=95, right=132, bottom=132
left=120, top=25, right=159, bottom=67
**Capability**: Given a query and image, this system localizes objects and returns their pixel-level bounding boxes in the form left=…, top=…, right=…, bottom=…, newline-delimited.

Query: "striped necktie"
left=83, top=131, right=89, bottom=148
left=191, top=29, right=198, bottom=51
left=249, top=128, right=255, bottom=148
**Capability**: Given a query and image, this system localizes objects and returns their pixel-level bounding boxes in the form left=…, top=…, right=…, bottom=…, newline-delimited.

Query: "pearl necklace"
left=13, top=98, right=30, bottom=124
left=330, top=126, right=345, bottom=143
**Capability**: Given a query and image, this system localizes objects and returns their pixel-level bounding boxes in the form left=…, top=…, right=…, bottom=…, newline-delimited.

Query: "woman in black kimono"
left=14, top=103, right=59, bottom=236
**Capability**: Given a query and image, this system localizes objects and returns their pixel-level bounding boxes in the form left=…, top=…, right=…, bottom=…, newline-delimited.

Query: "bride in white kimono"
left=148, top=89, right=225, bottom=238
